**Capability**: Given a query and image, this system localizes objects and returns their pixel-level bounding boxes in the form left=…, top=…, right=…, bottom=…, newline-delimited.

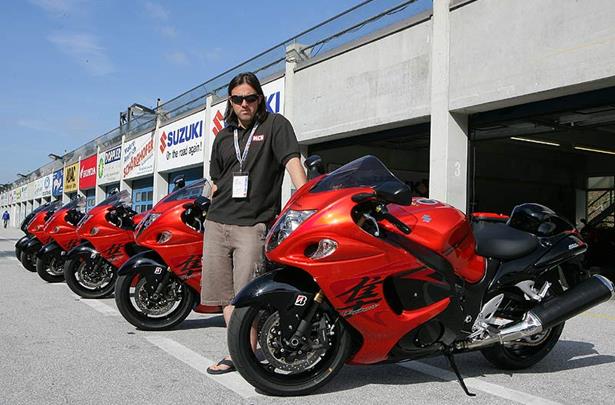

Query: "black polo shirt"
left=207, top=112, right=300, bottom=226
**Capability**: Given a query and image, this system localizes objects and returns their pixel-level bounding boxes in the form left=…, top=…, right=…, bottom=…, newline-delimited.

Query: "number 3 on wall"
left=454, top=161, right=461, bottom=177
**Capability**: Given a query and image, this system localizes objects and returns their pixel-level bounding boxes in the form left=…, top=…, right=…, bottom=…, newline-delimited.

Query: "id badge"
left=232, top=172, right=249, bottom=199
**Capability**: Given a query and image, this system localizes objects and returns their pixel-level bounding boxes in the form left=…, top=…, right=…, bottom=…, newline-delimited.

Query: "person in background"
left=201, top=72, right=307, bottom=374
left=2, top=210, right=9, bottom=228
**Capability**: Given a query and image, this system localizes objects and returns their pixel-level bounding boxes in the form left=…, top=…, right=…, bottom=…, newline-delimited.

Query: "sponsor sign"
left=52, top=169, right=64, bottom=197
left=97, top=145, right=122, bottom=185
left=33, top=178, right=44, bottom=199
left=15, top=187, right=22, bottom=202
left=123, top=132, right=154, bottom=180
left=42, top=174, right=52, bottom=197
left=21, top=185, right=28, bottom=202
left=64, top=162, right=79, bottom=193
left=79, top=154, right=97, bottom=190
left=157, top=111, right=205, bottom=172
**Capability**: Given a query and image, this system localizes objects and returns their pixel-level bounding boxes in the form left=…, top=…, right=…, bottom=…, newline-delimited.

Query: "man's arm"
left=285, top=157, right=307, bottom=189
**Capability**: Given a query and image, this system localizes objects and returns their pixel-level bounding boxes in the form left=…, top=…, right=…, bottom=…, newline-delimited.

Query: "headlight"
left=266, top=209, right=316, bottom=251
left=157, top=231, right=173, bottom=244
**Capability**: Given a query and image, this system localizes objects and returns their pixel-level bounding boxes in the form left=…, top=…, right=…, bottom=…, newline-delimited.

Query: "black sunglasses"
left=230, top=94, right=259, bottom=105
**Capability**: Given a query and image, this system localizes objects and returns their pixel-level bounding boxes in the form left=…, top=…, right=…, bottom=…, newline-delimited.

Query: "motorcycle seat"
left=472, top=222, right=538, bottom=260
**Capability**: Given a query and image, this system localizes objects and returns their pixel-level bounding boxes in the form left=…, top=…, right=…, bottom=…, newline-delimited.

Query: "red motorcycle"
left=228, top=155, right=614, bottom=396
left=36, top=197, right=85, bottom=283
left=115, top=179, right=221, bottom=330
left=16, top=200, right=62, bottom=272
left=63, top=190, right=146, bottom=298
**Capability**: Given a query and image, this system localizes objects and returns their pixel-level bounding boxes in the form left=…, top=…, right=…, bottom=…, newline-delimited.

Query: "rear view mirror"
left=374, top=181, right=411, bottom=206
left=172, top=175, right=186, bottom=191
left=194, top=196, right=211, bottom=213
left=304, top=155, right=325, bottom=180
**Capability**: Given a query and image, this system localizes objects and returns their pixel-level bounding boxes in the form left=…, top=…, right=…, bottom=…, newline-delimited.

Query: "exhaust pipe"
left=459, top=275, right=614, bottom=350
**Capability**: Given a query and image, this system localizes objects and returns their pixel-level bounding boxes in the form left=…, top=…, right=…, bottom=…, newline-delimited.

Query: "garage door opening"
left=307, top=123, right=430, bottom=197
left=469, top=87, right=615, bottom=228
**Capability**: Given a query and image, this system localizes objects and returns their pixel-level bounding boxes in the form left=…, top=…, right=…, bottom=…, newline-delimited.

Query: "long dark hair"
left=224, top=72, right=268, bottom=127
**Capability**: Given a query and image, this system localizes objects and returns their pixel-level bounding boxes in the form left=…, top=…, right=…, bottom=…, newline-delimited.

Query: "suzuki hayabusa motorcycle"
left=115, top=179, right=221, bottom=330
left=16, top=200, right=62, bottom=272
left=36, top=197, right=85, bottom=283
left=228, top=155, right=614, bottom=396
left=63, top=190, right=146, bottom=298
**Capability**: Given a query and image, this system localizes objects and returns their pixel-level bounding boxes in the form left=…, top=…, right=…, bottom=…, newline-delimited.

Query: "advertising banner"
left=52, top=169, right=64, bottom=197
left=42, top=174, right=52, bottom=197
left=33, top=178, right=43, bottom=199
left=64, top=162, right=79, bottom=193
left=15, top=187, right=22, bottom=202
left=20, top=185, right=28, bottom=202
left=97, top=145, right=122, bottom=185
left=208, top=77, right=284, bottom=161
left=157, top=110, right=205, bottom=172
left=123, top=132, right=154, bottom=180
left=79, top=155, right=97, bottom=190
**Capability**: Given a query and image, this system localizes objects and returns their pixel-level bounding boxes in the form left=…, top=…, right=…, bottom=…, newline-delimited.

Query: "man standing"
left=2, top=210, right=9, bottom=228
left=202, top=72, right=307, bottom=374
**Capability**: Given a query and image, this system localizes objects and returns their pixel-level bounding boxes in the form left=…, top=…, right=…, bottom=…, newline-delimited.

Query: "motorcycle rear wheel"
left=64, top=257, right=117, bottom=299
left=115, top=272, right=195, bottom=330
left=228, top=304, right=352, bottom=396
left=36, top=254, right=65, bottom=283
left=481, top=282, right=565, bottom=370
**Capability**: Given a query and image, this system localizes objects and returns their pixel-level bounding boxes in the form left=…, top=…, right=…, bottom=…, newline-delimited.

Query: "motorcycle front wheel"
left=115, top=271, right=195, bottom=330
left=36, top=253, right=65, bottom=283
left=228, top=304, right=352, bottom=396
left=64, top=256, right=117, bottom=299
left=20, top=250, right=36, bottom=272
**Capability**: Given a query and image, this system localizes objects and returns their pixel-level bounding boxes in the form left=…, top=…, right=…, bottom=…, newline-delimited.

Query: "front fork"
left=287, top=290, right=325, bottom=348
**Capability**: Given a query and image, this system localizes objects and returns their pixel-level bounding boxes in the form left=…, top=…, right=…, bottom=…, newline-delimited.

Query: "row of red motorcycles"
left=15, top=178, right=221, bottom=331
left=13, top=155, right=615, bottom=397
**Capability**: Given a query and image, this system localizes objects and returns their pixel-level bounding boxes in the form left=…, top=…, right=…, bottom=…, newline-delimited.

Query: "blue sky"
left=0, top=0, right=431, bottom=184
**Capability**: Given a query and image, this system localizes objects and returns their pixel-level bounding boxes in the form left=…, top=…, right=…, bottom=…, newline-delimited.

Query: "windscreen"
left=159, top=178, right=210, bottom=203
left=61, top=196, right=86, bottom=211
left=95, top=189, right=131, bottom=208
left=31, top=200, right=62, bottom=215
left=310, top=155, right=406, bottom=193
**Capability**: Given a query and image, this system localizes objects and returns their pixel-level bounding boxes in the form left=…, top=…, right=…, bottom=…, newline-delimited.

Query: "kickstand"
left=444, top=351, right=476, bottom=397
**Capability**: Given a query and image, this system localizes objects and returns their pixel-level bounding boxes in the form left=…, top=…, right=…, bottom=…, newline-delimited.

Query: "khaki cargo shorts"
left=200, top=220, right=267, bottom=306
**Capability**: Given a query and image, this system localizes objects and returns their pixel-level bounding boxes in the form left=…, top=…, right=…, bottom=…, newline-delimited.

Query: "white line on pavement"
left=399, top=361, right=562, bottom=405
left=145, top=336, right=261, bottom=399
left=78, top=298, right=120, bottom=316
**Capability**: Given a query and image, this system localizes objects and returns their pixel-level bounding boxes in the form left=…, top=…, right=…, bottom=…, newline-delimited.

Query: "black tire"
left=20, top=250, right=36, bottom=272
left=481, top=282, right=565, bottom=370
left=228, top=304, right=352, bottom=396
left=64, top=256, right=117, bottom=299
left=15, top=245, right=23, bottom=262
left=480, top=322, right=564, bottom=369
left=36, top=253, right=65, bottom=283
left=114, top=271, right=195, bottom=330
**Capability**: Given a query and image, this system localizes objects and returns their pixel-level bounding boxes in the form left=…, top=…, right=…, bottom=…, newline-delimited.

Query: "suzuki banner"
left=207, top=77, right=284, bottom=161
left=42, top=174, right=52, bottom=197
left=156, top=110, right=205, bottom=172
left=52, top=169, right=64, bottom=197
left=64, top=162, right=79, bottom=193
left=123, top=132, right=154, bottom=180
left=79, top=154, right=97, bottom=190
left=97, top=145, right=122, bottom=185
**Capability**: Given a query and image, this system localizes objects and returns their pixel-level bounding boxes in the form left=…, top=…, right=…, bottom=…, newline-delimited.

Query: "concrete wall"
left=292, top=19, right=432, bottom=143
left=450, top=0, right=615, bottom=112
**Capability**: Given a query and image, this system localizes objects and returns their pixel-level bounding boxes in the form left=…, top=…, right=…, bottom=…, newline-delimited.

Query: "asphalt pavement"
left=1, top=227, right=614, bottom=405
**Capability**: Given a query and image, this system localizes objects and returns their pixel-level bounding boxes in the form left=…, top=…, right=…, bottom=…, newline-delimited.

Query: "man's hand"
left=285, top=157, right=307, bottom=189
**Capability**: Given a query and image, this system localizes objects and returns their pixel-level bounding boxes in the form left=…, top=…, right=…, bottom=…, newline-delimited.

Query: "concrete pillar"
left=203, top=95, right=214, bottom=188
left=429, top=0, right=468, bottom=212
left=281, top=43, right=309, bottom=206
